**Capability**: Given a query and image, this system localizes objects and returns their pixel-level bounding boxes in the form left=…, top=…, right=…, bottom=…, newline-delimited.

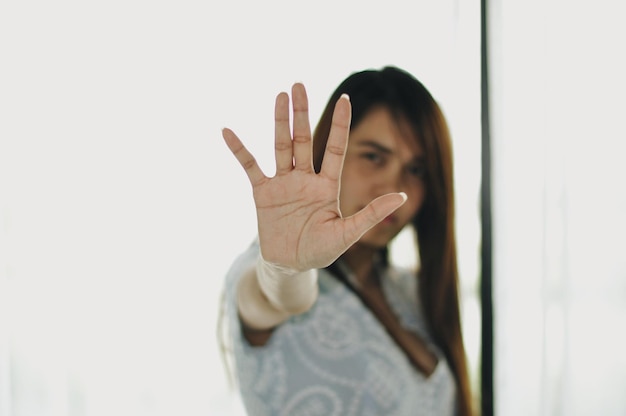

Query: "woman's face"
left=339, top=106, right=426, bottom=248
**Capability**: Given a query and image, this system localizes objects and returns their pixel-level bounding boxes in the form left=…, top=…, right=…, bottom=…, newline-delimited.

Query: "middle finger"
left=291, top=83, right=313, bottom=173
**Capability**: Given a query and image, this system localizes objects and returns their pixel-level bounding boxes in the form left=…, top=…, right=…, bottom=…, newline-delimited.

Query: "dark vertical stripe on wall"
left=480, top=0, right=494, bottom=414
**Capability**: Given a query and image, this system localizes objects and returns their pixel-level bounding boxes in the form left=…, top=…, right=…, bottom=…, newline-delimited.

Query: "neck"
left=341, top=243, right=383, bottom=287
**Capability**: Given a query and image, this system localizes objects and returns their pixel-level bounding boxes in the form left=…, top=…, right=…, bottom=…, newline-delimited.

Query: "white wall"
left=489, top=0, right=626, bottom=414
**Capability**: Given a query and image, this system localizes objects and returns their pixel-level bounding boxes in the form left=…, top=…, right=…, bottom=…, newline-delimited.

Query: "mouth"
left=355, top=205, right=398, bottom=227
left=381, top=214, right=397, bottom=225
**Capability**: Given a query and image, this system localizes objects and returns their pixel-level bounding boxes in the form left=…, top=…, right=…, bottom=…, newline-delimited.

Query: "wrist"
left=256, top=254, right=319, bottom=315
left=237, top=266, right=290, bottom=330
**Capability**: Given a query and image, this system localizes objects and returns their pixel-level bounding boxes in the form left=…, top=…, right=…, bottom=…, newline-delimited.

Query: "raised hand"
left=222, top=83, right=406, bottom=271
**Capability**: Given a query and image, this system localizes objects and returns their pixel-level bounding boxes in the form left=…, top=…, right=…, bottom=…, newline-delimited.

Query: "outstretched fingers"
left=320, top=94, right=351, bottom=181
left=222, top=128, right=267, bottom=186
left=343, top=192, right=408, bottom=245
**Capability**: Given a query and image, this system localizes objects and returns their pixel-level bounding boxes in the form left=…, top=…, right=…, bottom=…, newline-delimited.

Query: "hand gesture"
left=222, top=83, right=406, bottom=271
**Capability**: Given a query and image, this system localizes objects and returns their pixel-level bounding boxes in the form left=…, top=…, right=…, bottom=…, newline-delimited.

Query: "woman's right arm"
left=222, top=83, right=407, bottom=345
left=236, top=264, right=287, bottom=346
left=237, top=260, right=318, bottom=346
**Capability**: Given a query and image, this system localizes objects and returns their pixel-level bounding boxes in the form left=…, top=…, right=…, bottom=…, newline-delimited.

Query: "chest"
left=243, top=279, right=458, bottom=415
left=357, top=285, right=438, bottom=376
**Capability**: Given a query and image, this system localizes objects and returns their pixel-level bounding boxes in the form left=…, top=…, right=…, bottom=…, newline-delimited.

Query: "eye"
left=406, top=162, right=426, bottom=178
left=362, top=152, right=385, bottom=165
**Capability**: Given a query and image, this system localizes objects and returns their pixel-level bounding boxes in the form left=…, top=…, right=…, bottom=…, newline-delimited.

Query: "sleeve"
left=220, top=239, right=286, bottom=416
left=222, top=238, right=259, bottom=358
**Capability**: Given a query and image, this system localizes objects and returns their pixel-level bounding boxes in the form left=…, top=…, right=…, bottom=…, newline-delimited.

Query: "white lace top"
left=223, top=240, right=458, bottom=416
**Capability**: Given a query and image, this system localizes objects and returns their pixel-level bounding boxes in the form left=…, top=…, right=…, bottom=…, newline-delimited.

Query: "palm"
left=222, top=84, right=406, bottom=271
left=252, top=167, right=345, bottom=270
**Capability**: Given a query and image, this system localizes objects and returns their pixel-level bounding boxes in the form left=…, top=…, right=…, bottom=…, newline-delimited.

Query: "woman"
left=221, top=66, right=474, bottom=416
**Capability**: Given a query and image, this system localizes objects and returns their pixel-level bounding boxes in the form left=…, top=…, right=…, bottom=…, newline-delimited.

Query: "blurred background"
left=0, top=0, right=623, bottom=415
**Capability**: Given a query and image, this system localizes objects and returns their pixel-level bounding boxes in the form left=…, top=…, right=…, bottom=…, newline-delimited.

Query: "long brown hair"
left=312, top=66, right=474, bottom=416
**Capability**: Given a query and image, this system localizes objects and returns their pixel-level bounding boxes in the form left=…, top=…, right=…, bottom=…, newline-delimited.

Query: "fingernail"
left=340, top=93, right=350, bottom=101
left=399, top=192, right=407, bottom=202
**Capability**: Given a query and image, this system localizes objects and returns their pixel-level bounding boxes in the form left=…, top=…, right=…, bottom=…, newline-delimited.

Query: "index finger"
left=319, top=94, right=351, bottom=181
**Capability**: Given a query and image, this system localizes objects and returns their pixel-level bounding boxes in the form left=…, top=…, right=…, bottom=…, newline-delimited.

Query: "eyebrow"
left=356, top=140, right=393, bottom=154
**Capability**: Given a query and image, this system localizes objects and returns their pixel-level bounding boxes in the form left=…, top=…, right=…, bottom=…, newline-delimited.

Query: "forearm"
left=236, top=255, right=319, bottom=331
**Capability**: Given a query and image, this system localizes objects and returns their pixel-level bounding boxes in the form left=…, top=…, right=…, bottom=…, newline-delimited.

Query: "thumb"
left=343, top=192, right=408, bottom=246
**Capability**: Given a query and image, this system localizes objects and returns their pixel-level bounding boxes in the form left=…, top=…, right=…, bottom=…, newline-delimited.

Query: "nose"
left=372, top=164, right=404, bottom=196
